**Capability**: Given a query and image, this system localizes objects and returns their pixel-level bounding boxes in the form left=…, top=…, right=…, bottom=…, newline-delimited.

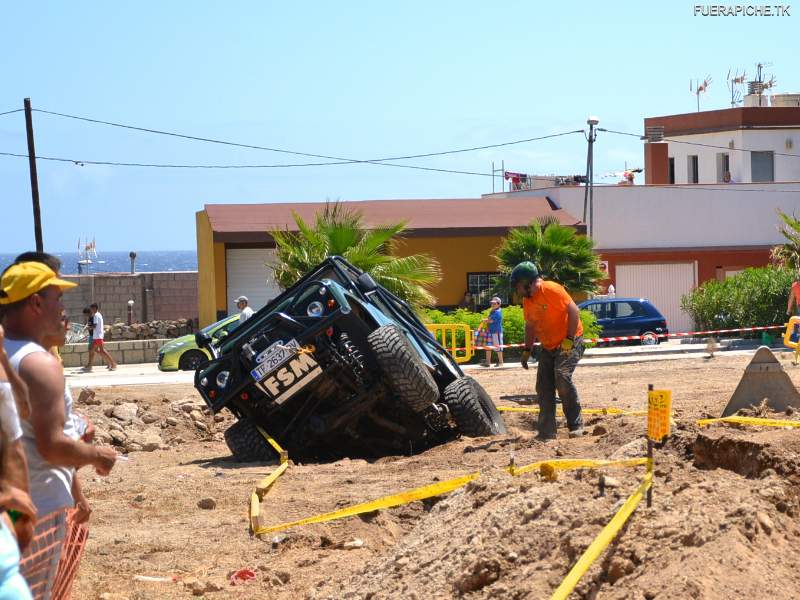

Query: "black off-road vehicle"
left=194, top=257, right=506, bottom=462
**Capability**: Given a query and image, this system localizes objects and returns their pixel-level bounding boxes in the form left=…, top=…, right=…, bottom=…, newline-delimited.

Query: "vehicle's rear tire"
left=640, top=331, right=660, bottom=346
left=444, top=376, right=507, bottom=437
left=224, top=418, right=277, bottom=462
left=367, top=325, right=439, bottom=413
left=179, top=349, right=208, bottom=371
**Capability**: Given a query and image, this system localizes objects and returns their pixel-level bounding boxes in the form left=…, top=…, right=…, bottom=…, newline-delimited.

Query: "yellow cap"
left=0, top=261, right=77, bottom=305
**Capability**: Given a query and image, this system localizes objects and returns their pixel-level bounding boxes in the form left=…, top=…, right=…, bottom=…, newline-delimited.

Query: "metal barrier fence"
left=425, top=323, right=473, bottom=364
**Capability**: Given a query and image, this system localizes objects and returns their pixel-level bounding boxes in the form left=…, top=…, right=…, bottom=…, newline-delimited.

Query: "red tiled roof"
left=205, top=197, right=582, bottom=237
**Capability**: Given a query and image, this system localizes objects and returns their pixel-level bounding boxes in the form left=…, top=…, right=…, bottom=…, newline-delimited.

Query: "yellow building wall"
left=395, top=235, right=502, bottom=306
left=196, top=211, right=229, bottom=327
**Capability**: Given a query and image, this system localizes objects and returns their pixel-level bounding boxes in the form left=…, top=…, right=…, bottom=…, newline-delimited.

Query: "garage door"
left=226, top=249, right=282, bottom=315
left=615, top=263, right=697, bottom=333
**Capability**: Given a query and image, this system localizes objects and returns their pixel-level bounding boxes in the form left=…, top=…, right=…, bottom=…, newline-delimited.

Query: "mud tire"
left=367, top=325, right=439, bottom=413
left=444, top=376, right=507, bottom=437
left=224, top=418, right=277, bottom=462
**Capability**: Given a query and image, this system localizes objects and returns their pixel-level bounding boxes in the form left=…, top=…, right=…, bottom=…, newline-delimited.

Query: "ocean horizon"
left=0, top=250, right=198, bottom=275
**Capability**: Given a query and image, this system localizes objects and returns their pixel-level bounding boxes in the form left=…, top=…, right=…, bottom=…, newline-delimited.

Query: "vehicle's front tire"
left=367, top=325, right=439, bottom=413
left=179, top=349, right=208, bottom=371
left=224, top=418, right=277, bottom=462
left=444, top=377, right=507, bottom=437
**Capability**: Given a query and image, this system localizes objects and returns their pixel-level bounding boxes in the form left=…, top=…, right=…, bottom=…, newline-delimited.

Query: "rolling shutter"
left=615, top=262, right=697, bottom=333
left=225, top=248, right=282, bottom=315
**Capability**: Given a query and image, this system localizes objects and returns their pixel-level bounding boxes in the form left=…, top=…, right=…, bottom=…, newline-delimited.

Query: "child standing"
left=481, top=297, right=504, bottom=367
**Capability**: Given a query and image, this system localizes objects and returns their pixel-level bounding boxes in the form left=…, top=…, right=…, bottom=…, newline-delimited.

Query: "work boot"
left=568, top=428, right=585, bottom=439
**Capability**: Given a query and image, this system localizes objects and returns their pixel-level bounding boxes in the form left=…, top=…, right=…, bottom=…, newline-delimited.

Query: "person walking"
left=85, top=304, right=117, bottom=372
left=0, top=261, right=117, bottom=599
left=511, top=261, right=585, bottom=440
left=235, top=296, right=254, bottom=323
left=480, top=297, right=504, bottom=367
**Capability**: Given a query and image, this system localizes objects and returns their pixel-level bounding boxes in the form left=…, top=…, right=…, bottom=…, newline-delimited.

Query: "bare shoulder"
left=18, top=350, right=62, bottom=384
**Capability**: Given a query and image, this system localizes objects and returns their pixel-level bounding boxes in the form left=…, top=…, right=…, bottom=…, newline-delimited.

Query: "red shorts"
left=92, top=339, right=104, bottom=348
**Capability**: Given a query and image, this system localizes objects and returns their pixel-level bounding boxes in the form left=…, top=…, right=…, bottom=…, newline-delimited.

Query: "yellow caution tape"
left=254, top=471, right=480, bottom=536
left=256, top=426, right=289, bottom=464
left=509, top=457, right=648, bottom=478
left=498, top=406, right=647, bottom=416
left=249, top=462, right=289, bottom=533
left=551, top=471, right=653, bottom=600
left=696, top=415, right=800, bottom=428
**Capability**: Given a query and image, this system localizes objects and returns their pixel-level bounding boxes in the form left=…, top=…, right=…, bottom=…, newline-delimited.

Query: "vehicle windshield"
left=201, top=317, right=234, bottom=335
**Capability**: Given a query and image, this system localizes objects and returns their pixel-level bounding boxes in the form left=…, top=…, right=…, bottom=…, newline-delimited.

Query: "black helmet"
left=509, top=261, right=540, bottom=286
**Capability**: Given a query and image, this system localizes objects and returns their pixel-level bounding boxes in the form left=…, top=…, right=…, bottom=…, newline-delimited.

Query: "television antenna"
left=726, top=68, right=747, bottom=107
left=690, top=75, right=712, bottom=112
left=748, top=62, right=777, bottom=101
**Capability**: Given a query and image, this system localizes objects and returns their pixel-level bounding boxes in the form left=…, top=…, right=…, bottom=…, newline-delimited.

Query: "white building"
left=644, top=96, right=800, bottom=185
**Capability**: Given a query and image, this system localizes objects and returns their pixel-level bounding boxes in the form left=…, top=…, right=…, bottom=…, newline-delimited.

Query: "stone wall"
left=104, top=319, right=194, bottom=341
left=62, top=271, right=198, bottom=325
left=60, top=339, right=167, bottom=368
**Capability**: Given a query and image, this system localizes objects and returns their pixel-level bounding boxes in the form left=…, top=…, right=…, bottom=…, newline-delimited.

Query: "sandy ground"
left=71, top=353, right=800, bottom=599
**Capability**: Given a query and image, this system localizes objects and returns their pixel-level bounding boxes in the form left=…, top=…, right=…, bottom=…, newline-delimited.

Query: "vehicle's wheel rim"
left=641, top=333, right=658, bottom=345
left=185, top=354, right=203, bottom=369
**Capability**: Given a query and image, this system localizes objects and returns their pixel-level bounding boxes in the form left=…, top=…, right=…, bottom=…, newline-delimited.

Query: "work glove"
left=560, top=337, right=575, bottom=354
left=521, top=349, right=531, bottom=370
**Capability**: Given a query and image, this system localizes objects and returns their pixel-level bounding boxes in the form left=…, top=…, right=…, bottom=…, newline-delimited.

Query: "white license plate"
left=254, top=352, right=322, bottom=405
left=250, top=339, right=300, bottom=381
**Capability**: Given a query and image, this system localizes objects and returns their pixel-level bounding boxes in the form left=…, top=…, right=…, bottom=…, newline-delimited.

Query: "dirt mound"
left=311, top=450, right=800, bottom=600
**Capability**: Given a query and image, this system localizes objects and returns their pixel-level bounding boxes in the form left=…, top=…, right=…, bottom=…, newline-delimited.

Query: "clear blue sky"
left=1, top=1, right=796, bottom=252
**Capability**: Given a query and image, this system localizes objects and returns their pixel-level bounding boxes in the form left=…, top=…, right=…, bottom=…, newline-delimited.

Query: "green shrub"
left=421, top=306, right=602, bottom=356
left=681, top=266, right=792, bottom=332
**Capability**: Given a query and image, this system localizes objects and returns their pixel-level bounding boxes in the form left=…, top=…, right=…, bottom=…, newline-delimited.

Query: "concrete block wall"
left=60, top=338, right=168, bottom=368
left=62, top=271, right=198, bottom=325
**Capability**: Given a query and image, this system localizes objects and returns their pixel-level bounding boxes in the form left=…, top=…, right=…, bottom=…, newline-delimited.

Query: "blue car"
left=578, top=297, right=668, bottom=345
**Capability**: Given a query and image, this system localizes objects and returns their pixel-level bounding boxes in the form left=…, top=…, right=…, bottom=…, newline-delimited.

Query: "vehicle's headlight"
left=307, top=301, right=324, bottom=317
left=216, top=371, right=230, bottom=389
left=200, top=377, right=208, bottom=387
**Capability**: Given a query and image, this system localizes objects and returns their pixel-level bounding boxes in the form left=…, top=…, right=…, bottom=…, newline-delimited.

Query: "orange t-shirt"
left=522, top=281, right=583, bottom=350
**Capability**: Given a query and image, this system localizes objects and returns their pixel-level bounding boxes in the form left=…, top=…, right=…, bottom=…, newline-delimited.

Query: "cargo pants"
left=535, top=336, right=585, bottom=438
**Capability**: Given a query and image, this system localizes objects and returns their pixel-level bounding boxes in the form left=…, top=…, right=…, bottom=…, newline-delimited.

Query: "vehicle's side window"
left=615, top=302, right=637, bottom=318
left=587, top=302, right=610, bottom=319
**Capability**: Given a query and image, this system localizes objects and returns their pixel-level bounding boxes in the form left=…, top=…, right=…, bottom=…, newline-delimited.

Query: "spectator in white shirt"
left=85, top=304, right=117, bottom=372
left=236, top=296, right=254, bottom=323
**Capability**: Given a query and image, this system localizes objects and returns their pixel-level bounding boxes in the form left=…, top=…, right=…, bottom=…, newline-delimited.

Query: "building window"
left=467, top=272, right=505, bottom=308
left=716, top=153, right=730, bottom=183
left=668, top=157, right=675, bottom=184
left=751, top=151, right=774, bottom=182
left=687, top=155, right=699, bottom=183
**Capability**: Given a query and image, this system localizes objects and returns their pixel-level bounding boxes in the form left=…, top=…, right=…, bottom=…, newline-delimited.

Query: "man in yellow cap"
left=0, top=261, right=117, bottom=598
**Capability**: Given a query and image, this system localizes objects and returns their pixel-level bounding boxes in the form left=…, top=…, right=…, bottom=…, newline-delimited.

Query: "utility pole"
left=24, top=98, right=43, bottom=252
left=585, top=116, right=599, bottom=238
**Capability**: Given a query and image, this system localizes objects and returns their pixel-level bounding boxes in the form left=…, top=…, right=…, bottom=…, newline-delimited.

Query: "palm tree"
left=493, top=218, right=604, bottom=295
left=271, top=201, right=441, bottom=308
left=771, top=210, right=800, bottom=272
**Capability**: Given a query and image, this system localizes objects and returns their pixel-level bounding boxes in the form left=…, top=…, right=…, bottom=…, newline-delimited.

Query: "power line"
left=0, top=150, right=501, bottom=178
left=600, top=127, right=800, bottom=159
left=0, top=109, right=23, bottom=118
left=32, top=108, right=583, bottom=166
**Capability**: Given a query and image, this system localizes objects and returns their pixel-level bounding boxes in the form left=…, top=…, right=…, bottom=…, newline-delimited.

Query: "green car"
left=157, top=315, right=241, bottom=371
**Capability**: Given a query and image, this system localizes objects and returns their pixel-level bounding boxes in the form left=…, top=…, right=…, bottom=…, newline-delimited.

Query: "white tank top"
left=4, top=338, right=76, bottom=516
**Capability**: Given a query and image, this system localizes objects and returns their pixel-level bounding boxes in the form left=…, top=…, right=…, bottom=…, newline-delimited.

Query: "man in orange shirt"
left=511, top=261, right=585, bottom=440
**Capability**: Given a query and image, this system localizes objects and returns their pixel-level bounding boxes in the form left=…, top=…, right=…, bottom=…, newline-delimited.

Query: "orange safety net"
left=19, top=509, right=88, bottom=600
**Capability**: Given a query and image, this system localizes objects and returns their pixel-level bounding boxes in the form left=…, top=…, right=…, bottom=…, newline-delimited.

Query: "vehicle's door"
left=611, top=301, right=644, bottom=337
left=585, top=301, right=614, bottom=338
